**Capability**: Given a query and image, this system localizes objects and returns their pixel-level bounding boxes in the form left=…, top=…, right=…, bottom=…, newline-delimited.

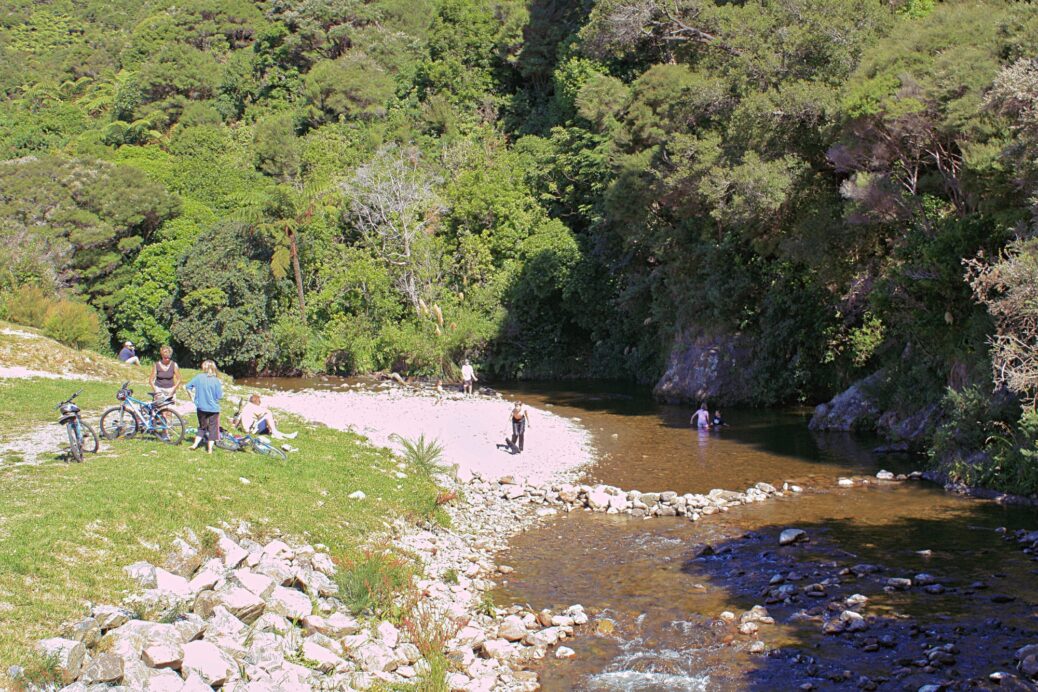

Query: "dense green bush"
left=41, top=300, right=104, bottom=350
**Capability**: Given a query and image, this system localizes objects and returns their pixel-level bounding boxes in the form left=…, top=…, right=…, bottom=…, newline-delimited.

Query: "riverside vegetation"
left=2, top=4, right=1038, bottom=484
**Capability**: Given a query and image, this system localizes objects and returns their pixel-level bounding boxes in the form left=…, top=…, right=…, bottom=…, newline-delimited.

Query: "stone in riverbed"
left=587, top=488, right=611, bottom=511
left=886, top=577, right=912, bottom=590
left=779, top=529, right=807, bottom=546
left=556, top=646, right=576, bottom=659
left=498, top=615, right=526, bottom=642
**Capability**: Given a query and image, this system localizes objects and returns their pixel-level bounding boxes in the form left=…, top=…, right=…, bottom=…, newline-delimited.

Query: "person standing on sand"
left=186, top=360, right=223, bottom=454
left=690, top=402, right=710, bottom=430
left=508, top=401, right=530, bottom=453
left=461, top=359, right=477, bottom=395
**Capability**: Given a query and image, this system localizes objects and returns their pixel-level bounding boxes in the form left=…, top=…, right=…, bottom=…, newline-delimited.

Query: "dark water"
left=243, top=377, right=1038, bottom=689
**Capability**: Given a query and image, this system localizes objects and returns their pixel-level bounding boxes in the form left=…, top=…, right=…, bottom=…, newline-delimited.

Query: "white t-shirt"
left=461, top=364, right=475, bottom=381
left=239, top=401, right=268, bottom=432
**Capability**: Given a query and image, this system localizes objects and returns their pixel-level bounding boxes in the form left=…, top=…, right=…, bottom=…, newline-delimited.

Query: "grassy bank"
left=0, top=374, right=446, bottom=671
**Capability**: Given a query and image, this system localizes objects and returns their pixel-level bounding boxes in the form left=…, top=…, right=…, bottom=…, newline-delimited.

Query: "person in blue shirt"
left=118, top=341, right=140, bottom=366
left=185, top=359, right=223, bottom=454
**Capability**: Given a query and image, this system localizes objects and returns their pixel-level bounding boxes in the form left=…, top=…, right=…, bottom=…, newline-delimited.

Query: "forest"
left=2, top=0, right=1038, bottom=491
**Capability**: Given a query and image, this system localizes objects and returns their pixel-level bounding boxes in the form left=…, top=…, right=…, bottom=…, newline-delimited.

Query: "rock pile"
left=37, top=519, right=591, bottom=692
left=466, top=474, right=790, bottom=522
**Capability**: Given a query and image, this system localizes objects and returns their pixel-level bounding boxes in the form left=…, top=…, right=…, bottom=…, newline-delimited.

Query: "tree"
left=342, top=145, right=443, bottom=310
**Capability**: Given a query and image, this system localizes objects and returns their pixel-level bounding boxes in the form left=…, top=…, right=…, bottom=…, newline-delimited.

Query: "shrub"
left=3, top=284, right=52, bottom=327
left=42, top=300, right=103, bottom=350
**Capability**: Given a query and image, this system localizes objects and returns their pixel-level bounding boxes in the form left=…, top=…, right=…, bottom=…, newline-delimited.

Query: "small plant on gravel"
left=334, top=548, right=415, bottom=621
left=402, top=602, right=460, bottom=657
left=416, top=651, right=451, bottom=692
left=442, top=568, right=459, bottom=585
left=475, top=591, right=497, bottom=617
left=391, top=434, right=449, bottom=477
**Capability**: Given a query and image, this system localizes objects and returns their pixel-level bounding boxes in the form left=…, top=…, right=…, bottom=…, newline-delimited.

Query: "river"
left=244, top=377, right=1038, bottom=690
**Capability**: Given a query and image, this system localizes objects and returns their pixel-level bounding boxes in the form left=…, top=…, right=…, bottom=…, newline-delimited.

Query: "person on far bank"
left=690, top=402, right=710, bottom=430
left=118, top=341, right=141, bottom=366
left=461, top=359, right=477, bottom=395
left=149, top=345, right=181, bottom=402
left=508, top=401, right=530, bottom=454
left=186, top=360, right=223, bottom=454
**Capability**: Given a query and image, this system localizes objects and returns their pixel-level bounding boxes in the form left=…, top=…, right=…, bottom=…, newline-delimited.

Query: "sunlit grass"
left=0, top=377, right=445, bottom=670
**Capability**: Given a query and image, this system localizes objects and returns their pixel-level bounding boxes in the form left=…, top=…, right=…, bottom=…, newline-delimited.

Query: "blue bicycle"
left=55, top=389, right=99, bottom=462
left=99, top=381, right=185, bottom=445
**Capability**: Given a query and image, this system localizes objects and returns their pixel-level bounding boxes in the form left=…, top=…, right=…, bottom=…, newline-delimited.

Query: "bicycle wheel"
left=215, top=435, right=242, bottom=452
left=153, top=410, right=185, bottom=445
left=250, top=438, right=287, bottom=460
left=66, top=422, right=83, bottom=463
left=80, top=421, right=100, bottom=454
left=100, top=406, right=138, bottom=439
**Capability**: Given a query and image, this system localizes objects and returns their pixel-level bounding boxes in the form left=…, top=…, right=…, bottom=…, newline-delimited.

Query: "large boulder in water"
left=808, top=371, right=884, bottom=432
left=654, top=329, right=756, bottom=405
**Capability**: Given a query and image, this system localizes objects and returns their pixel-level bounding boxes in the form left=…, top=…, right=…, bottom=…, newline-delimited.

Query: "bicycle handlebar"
left=54, top=389, right=83, bottom=409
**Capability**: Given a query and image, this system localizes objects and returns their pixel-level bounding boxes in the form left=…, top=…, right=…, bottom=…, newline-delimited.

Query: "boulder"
left=218, top=586, right=266, bottom=623
left=102, top=621, right=181, bottom=659
left=555, top=646, right=576, bottom=659
left=779, top=529, right=807, bottom=546
left=218, top=536, right=248, bottom=569
left=480, top=639, right=513, bottom=660
left=586, top=489, right=611, bottom=511
left=356, top=642, right=399, bottom=672
left=35, top=638, right=85, bottom=684
left=143, top=643, right=184, bottom=669
left=808, top=371, right=884, bottom=432
left=125, top=561, right=158, bottom=588
left=63, top=617, right=101, bottom=647
left=233, top=570, right=276, bottom=600
left=80, top=651, right=124, bottom=684
left=92, top=605, right=132, bottom=631
left=147, top=668, right=187, bottom=691
left=376, top=621, right=399, bottom=648
left=300, top=639, right=343, bottom=673
left=267, top=586, right=312, bottom=620
left=497, top=616, right=526, bottom=642
left=653, top=328, right=756, bottom=405
left=181, top=640, right=238, bottom=687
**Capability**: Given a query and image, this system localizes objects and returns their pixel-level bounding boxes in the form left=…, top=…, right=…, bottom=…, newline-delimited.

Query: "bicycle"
left=56, top=389, right=98, bottom=463
left=99, top=381, right=185, bottom=445
left=185, top=424, right=289, bottom=460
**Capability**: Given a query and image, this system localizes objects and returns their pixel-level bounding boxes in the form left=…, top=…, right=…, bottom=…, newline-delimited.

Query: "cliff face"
left=653, top=329, right=757, bottom=406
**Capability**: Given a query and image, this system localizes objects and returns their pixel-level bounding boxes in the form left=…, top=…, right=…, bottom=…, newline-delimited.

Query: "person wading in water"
left=507, top=401, right=530, bottom=454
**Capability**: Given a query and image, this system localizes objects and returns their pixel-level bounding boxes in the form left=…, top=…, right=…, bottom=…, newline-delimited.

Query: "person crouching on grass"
left=239, top=394, right=297, bottom=440
left=186, top=360, right=222, bottom=454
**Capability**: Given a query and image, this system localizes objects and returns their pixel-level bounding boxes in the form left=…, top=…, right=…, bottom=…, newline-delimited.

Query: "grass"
left=0, top=374, right=447, bottom=671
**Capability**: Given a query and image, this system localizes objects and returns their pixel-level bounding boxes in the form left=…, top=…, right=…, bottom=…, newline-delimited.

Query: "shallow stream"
left=493, top=382, right=1038, bottom=691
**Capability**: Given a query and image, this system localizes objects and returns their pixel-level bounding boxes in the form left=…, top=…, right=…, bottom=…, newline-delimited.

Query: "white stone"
left=779, top=529, right=807, bottom=546
left=301, top=639, right=343, bottom=673
left=143, top=643, right=184, bottom=669
left=125, top=561, right=158, bottom=588
left=218, top=536, right=248, bottom=569
left=348, top=490, right=366, bottom=500
left=218, top=586, right=266, bottom=623
left=92, top=605, right=132, bottom=630
left=555, top=646, right=576, bottom=659
left=234, top=569, right=276, bottom=599
left=497, top=615, right=526, bottom=642
left=356, top=642, right=399, bottom=672
left=267, top=586, right=312, bottom=620
left=376, top=621, right=399, bottom=648
left=182, top=640, right=238, bottom=687
left=480, top=639, right=513, bottom=660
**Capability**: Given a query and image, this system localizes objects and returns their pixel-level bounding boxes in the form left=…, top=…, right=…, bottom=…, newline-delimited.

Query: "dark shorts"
left=196, top=410, right=220, bottom=441
left=255, top=419, right=270, bottom=434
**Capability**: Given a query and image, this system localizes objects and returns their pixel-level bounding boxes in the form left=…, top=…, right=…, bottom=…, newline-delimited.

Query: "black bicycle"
left=56, top=390, right=98, bottom=462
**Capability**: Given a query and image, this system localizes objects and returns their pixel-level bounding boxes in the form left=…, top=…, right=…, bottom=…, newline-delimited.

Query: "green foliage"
left=42, top=300, right=104, bottom=350
left=390, top=434, right=448, bottom=477
left=3, top=285, right=53, bottom=327
left=333, top=549, right=414, bottom=622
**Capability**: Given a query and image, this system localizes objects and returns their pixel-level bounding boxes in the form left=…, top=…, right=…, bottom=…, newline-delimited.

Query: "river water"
left=243, top=377, right=1038, bottom=690
left=492, top=382, right=1038, bottom=691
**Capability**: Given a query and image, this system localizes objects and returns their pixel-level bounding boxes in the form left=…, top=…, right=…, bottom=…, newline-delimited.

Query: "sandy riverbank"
left=263, top=387, right=594, bottom=485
